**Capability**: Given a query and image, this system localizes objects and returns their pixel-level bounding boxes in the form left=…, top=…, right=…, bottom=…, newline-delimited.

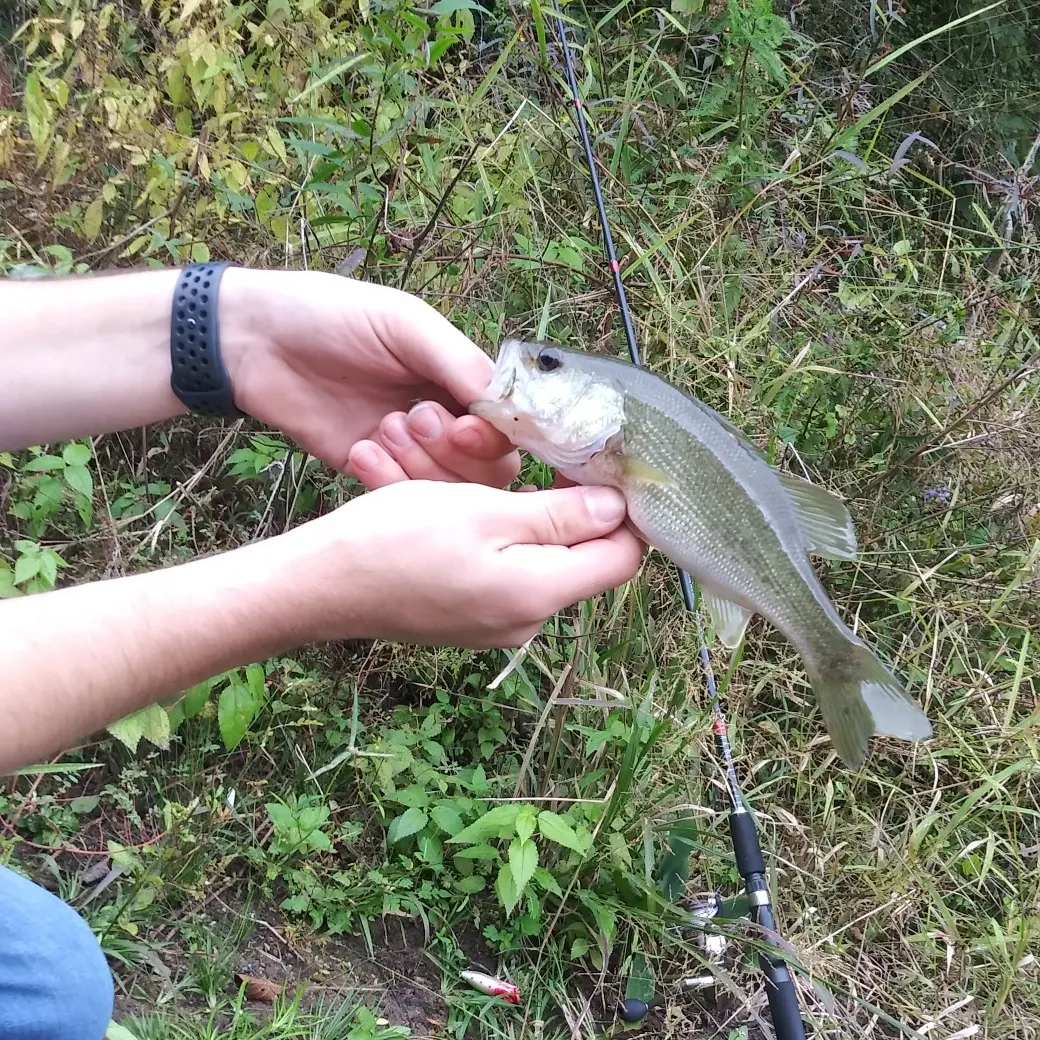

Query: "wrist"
left=212, top=267, right=337, bottom=419
left=194, top=265, right=277, bottom=416
left=265, top=510, right=371, bottom=644
left=167, top=530, right=330, bottom=662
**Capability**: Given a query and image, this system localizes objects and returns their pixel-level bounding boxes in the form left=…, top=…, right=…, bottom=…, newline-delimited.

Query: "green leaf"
left=417, top=832, right=442, bottom=868
left=495, top=861, right=519, bottom=915
left=508, top=837, right=538, bottom=899
left=431, top=0, right=488, bottom=14
left=107, top=704, right=171, bottom=752
left=106, top=1023, right=143, bottom=1040
left=181, top=678, right=214, bottom=719
left=23, top=70, right=54, bottom=155
left=81, top=196, right=103, bottom=242
left=431, top=803, right=464, bottom=835
left=451, top=843, right=499, bottom=860
left=537, top=810, right=585, bottom=852
left=394, top=785, right=430, bottom=809
left=625, top=952, right=655, bottom=1004
left=37, top=550, right=59, bottom=587
left=62, top=443, right=92, bottom=467
left=655, top=819, right=698, bottom=903
left=266, top=801, right=295, bottom=831
left=265, top=125, right=288, bottom=163
left=387, top=806, right=428, bottom=844
left=218, top=682, right=257, bottom=751
left=245, top=662, right=266, bottom=701
left=14, top=552, right=41, bottom=585
left=570, top=937, right=590, bottom=959
left=107, top=711, right=146, bottom=753
left=533, top=865, right=562, bottom=897
left=63, top=464, right=93, bottom=499
left=21, top=454, right=65, bottom=472
left=136, top=702, right=171, bottom=749
left=307, top=829, right=333, bottom=852
left=456, top=874, right=485, bottom=894
left=71, top=795, right=100, bottom=814
left=447, top=802, right=522, bottom=844
left=0, top=563, right=19, bottom=599
left=515, top=804, right=537, bottom=845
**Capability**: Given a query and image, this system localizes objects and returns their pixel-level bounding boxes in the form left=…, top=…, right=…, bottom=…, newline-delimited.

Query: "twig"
left=398, top=139, right=480, bottom=290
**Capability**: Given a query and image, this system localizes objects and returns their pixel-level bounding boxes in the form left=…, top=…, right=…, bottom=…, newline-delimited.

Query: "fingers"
left=376, top=411, right=462, bottom=483
left=504, top=526, right=647, bottom=611
left=350, top=403, right=521, bottom=490
left=373, top=292, right=498, bottom=407
left=442, top=411, right=517, bottom=461
left=487, top=484, right=645, bottom=610
left=488, top=485, right=628, bottom=547
left=347, top=440, right=408, bottom=489
left=406, top=404, right=521, bottom=486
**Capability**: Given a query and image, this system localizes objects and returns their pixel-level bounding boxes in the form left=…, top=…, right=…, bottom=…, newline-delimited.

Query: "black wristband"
left=170, top=262, right=246, bottom=418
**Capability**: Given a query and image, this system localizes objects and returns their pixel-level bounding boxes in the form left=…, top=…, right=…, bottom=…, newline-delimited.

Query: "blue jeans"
left=0, top=862, right=114, bottom=1040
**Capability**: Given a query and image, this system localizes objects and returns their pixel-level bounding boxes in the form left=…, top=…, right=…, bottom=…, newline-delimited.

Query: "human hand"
left=279, top=479, right=646, bottom=649
left=222, top=268, right=520, bottom=487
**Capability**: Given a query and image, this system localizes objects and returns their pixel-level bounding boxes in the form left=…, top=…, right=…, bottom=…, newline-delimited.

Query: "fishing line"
left=542, top=7, right=808, bottom=1038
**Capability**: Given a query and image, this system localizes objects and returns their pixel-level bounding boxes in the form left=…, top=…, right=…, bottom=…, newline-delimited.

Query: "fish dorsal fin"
left=778, top=472, right=858, bottom=561
left=701, top=589, right=754, bottom=649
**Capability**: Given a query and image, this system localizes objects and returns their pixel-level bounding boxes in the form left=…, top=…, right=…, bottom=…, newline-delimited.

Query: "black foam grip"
left=763, top=965, right=808, bottom=1040
left=170, top=262, right=245, bottom=418
left=729, top=810, right=766, bottom=878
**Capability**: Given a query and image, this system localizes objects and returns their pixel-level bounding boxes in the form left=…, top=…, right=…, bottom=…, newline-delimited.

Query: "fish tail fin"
left=808, top=641, right=933, bottom=770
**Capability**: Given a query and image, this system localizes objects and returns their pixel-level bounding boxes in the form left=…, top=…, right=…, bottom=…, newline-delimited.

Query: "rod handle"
left=761, top=959, right=807, bottom=1040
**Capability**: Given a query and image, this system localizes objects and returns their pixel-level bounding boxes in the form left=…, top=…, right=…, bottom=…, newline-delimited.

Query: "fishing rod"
left=544, top=7, right=808, bottom=1039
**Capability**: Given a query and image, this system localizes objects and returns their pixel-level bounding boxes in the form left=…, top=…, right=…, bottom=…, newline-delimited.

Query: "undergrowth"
left=1, top=1, right=1038, bottom=1038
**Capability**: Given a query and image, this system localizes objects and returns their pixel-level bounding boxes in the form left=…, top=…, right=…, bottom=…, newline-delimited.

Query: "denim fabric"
left=0, top=862, right=113, bottom=1040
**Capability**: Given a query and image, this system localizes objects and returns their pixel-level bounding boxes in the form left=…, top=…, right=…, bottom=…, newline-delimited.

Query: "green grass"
left=2, top=0, right=1039, bottom=1038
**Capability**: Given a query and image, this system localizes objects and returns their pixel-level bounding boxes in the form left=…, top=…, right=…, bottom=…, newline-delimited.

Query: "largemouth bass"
left=470, top=339, right=933, bottom=769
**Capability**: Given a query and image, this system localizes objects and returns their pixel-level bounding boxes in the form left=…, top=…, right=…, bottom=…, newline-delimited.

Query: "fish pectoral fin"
left=778, top=472, right=858, bottom=561
left=701, top=590, right=753, bottom=649
left=621, top=455, right=675, bottom=486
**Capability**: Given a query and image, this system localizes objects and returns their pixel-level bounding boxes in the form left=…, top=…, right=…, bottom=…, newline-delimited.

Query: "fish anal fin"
left=779, top=472, right=858, bottom=561
left=621, top=455, right=675, bottom=486
left=702, top=589, right=753, bottom=649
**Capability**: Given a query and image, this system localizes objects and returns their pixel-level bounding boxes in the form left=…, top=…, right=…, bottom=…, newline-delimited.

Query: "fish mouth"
left=469, top=363, right=516, bottom=421
left=469, top=399, right=496, bottom=419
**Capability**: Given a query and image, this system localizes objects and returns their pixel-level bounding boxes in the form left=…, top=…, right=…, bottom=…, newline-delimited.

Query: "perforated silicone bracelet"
left=169, top=262, right=246, bottom=418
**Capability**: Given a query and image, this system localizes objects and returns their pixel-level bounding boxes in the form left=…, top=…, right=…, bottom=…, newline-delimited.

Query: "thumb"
left=497, top=485, right=628, bottom=546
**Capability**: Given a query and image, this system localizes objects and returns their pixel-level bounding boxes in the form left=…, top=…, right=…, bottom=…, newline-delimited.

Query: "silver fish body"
left=470, top=339, right=933, bottom=769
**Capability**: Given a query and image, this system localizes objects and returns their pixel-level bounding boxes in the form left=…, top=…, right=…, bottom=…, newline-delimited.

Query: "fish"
left=469, top=338, right=933, bottom=769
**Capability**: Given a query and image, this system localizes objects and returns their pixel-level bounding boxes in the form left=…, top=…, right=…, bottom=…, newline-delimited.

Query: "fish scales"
left=471, top=339, right=934, bottom=769
left=619, top=393, right=844, bottom=660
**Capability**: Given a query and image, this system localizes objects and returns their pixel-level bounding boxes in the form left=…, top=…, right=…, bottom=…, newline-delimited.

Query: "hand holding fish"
left=210, top=269, right=522, bottom=488
left=0, top=267, right=520, bottom=492
left=0, top=269, right=646, bottom=777
left=286, top=478, right=645, bottom=649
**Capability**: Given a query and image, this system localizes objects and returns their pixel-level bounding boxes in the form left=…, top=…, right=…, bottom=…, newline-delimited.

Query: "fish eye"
left=536, top=348, right=562, bottom=373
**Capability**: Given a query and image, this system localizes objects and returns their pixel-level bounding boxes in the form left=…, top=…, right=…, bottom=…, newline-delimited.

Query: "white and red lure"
left=460, top=969, right=521, bottom=1005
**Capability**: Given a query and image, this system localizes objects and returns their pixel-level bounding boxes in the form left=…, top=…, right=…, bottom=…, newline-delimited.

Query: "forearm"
left=0, top=266, right=266, bottom=452
left=0, top=536, right=319, bottom=774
